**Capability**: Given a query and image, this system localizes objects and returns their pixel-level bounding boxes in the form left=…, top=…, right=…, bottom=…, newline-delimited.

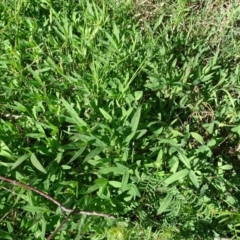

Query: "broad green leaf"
left=99, top=108, right=112, bottom=122
left=157, top=193, right=173, bottom=215
left=125, top=107, right=142, bottom=145
left=55, top=152, right=63, bottom=163
left=61, top=165, right=71, bottom=169
left=135, top=168, right=141, bottom=181
left=40, top=219, right=47, bottom=239
left=109, top=181, right=121, bottom=188
left=155, top=149, right=163, bottom=169
left=22, top=206, right=50, bottom=213
left=159, top=139, right=178, bottom=146
left=121, top=171, right=129, bottom=192
left=136, top=129, right=147, bottom=139
left=83, top=147, right=104, bottom=163
left=201, top=73, right=213, bottom=82
left=153, top=127, right=163, bottom=136
left=97, top=185, right=110, bottom=199
left=134, top=91, right=143, bottom=101
left=164, top=169, right=189, bottom=185
left=26, top=133, right=45, bottom=139
left=30, top=154, right=47, bottom=174
left=169, top=156, right=179, bottom=173
left=202, top=122, right=215, bottom=134
left=231, top=125, right=240, bottom=136
left=125, top=132, right=135, bottom=146
left=112, top=22, right=120, bottom=43
left=98, top=167, right=126, bottom=175
left=6, top=222, right=13, bottom=233
left=131, top=106, right=141, bottom=133
left=189, top=170, right=199, bottom=188
left=173, top=147, right=191, bottom=169
left=207, top=139, right=216, bottom=147
left=0, top=140, right=14, bottom=160
left=62, top=98, right=87, bottom=127
left=94, top=178, right=108, bottom=185
left=124, top=190, right=134, bottom=202
left=182, top=66, right=192, bottom=83
left=12, top=153, right=31, bottom=170
left=171, top=129, right=184, bottom=137
left=197, top=145, right=212, bottom=157
left=73, top=134, right=93, bottom=143
left=0, top=161, right=13, bottom=167
left=84, top=184, right=101, bottom=194
left=116, top=163, right=129, bottom=172
left=219, top=165, right=233, bottom=170
left=144, top=162, right=155, bottom=168
left=178, top=152, right=191, bottom=169
left=122, top=148, right=129, bottom=162
left=190, top=132, right=204, bottom=145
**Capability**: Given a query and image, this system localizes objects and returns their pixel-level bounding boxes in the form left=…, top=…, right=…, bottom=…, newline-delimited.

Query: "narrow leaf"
left=99, top=108, right=112, bottom=122
left=121, top=170, right=129, bottom=192
left=164, top=169, right=189, bottom=185
left=125, top=131, right=135, bottom=146
left=30, top=154, right=47, bottom=174
left=0, top=140, right=13, bottom=160
left=12, top=153, right=31, bottom=170
left=83, top=147, right=104, bottom=163
left=131, top=106, right=141, bottom=133
left=26, top=133, right=45, bottom=139
left=136, top=129, right=147, bottom=139
left=189, top=170, right=199, bottom=188
left=174, top=147, right=191, bottom=169
left=84, top=184, right=100, bottom=194
left=68, top=146, right=86, bottom=164
left=113, top=22, right=120, bottom=43
left=220, top=165, right=233, bottom=170
left=109, top=181, right=121, bottom=188
left=98, top=167, right=126, bottom=175
left=190, top=132, right=204, bottom=145
left=155, top=149, right=163, bottom=169
left=22, top=206, right=50, bottom=213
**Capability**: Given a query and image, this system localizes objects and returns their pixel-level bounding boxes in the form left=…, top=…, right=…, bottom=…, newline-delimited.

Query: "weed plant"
left=0, top=0, right=240, bottom=239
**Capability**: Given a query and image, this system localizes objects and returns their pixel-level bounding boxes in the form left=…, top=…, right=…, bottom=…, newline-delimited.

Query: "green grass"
left=0, top=0, right=240, bottom=239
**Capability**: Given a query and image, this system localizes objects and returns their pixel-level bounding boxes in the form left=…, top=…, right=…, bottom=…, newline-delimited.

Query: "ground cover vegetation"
left=0, top=0, right=240, bottom=239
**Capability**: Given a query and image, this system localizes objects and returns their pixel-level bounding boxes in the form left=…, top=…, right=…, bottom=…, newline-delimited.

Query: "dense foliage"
left=0, top=0, right=240, bottom=239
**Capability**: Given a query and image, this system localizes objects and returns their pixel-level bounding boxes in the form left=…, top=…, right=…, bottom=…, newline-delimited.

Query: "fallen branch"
left=47, top=212, right=73, bottom=240
left=0, top=175, right=115, bottom=219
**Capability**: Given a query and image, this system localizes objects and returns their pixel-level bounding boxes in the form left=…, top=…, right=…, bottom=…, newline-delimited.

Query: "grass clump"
left=0, top=0, right=240, bottom=239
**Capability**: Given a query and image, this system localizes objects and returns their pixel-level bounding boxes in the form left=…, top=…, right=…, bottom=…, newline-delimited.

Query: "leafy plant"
left=0, top=0, right=240, bottom=239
